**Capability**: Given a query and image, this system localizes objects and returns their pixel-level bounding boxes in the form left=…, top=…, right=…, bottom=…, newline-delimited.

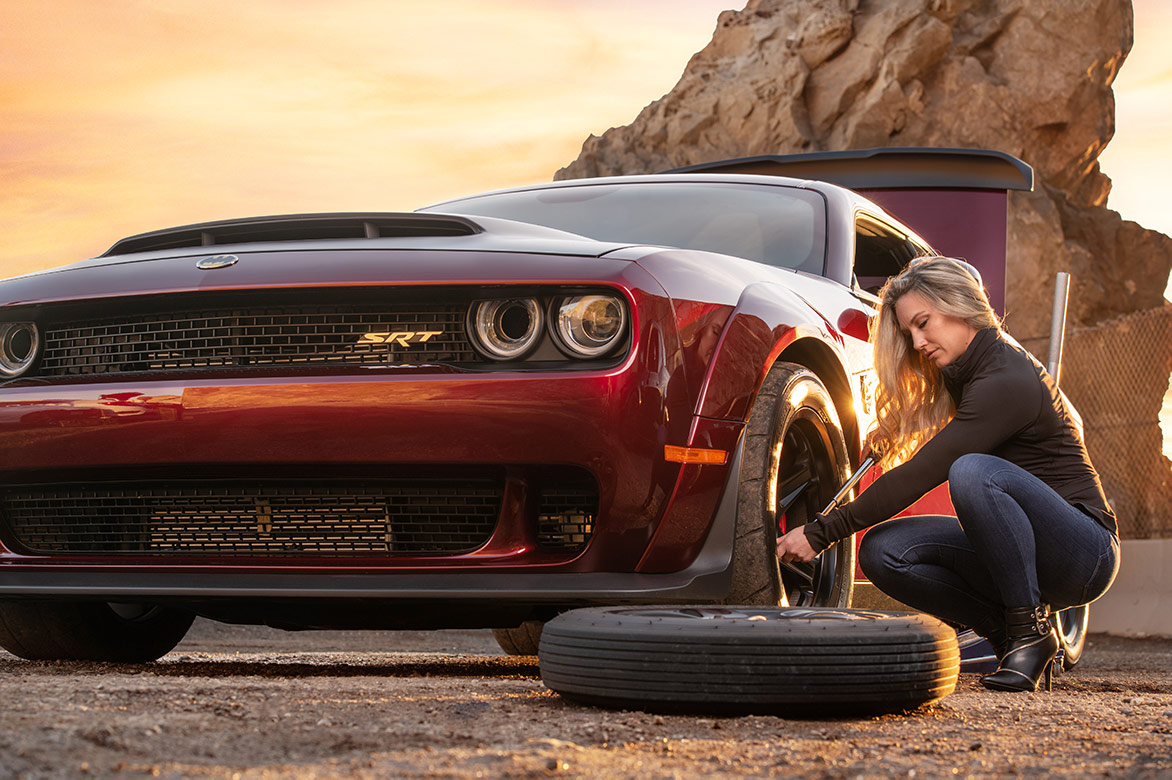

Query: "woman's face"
left=894, top=291, right=979, bottom=368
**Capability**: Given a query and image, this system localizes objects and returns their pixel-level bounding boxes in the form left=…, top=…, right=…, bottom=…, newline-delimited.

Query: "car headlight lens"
left=553, top=295, right=627, bottom=358
left=0, top=321, right=39, bottom=378
left=468, top=298, right=543, bottom=360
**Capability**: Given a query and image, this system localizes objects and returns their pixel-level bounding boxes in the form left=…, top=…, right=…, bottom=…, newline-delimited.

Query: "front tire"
left=0, top=601, right=194, bottom=662
left=727, top=362, right=855, bottom=607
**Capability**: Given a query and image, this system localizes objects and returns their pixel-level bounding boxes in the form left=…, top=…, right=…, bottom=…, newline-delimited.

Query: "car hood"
left=0, top=214, right=645, bottom=307
left=14, top=214, right=632, bottom=279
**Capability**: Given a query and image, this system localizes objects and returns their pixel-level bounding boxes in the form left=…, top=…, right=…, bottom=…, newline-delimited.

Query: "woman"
left=776, top=256, right=1119, bottom=692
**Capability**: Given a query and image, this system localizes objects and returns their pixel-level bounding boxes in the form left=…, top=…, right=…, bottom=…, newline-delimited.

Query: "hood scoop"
left=102, top=212, right=483, bottom=257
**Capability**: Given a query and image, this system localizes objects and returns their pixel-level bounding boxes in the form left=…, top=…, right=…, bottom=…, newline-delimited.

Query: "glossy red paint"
left=693, top=284, right=852, bottom=424
left=836, top=307, right=873, bottom=343
left=627, top=247, right=872, bottom=436
left=636, top=417, right=743, bottom=572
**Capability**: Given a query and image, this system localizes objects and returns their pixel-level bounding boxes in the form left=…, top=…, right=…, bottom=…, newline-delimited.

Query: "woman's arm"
left=802, top=360, right=1042, bottom=552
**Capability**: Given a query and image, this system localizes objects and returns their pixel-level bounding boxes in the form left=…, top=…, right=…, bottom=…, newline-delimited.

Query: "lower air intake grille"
left=1, top=480, right=502, bottom=556
left=536, top=484, right=597, bottom=550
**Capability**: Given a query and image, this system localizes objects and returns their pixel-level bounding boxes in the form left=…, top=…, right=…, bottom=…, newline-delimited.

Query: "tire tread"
left=539, top=606, right=960, bottom=715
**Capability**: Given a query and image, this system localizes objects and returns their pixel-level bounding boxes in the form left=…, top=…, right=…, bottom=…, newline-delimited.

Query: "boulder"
left=556, top=0, right=1171, bottom=339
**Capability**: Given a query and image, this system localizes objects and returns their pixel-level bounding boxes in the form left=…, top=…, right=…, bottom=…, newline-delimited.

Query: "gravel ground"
left=0, top=619, right=1169, bottom=778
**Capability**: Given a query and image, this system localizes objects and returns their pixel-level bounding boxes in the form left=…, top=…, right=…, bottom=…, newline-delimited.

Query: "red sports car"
left=0, top=148, right=1031, bottom=660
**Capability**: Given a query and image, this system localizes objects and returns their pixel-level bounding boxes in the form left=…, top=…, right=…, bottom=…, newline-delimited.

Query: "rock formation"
left=556, top=0, right=1172, bottom=340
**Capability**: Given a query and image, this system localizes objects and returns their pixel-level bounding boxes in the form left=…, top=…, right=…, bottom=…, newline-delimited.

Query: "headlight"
left=552, top=295, right=627, bottom=358
left=468, top=298, right=543, bottom=360
left=0, top=322, right=38, bottom=378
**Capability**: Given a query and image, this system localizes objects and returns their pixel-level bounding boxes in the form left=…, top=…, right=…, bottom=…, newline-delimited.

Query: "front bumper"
left=0, top=442, right=741, bottom=604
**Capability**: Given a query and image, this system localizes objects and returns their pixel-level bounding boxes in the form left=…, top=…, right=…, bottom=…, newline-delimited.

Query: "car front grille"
left=37, top=303, right=477, bottom=375
left=0, top=479, right=502, bottom=556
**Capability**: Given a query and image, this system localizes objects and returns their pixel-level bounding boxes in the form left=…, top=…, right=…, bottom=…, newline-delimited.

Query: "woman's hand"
left=776, top=525, right=817, bottom=563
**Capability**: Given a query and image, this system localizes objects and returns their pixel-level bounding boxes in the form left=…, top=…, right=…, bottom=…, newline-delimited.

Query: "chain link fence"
left=1019, top=304, right=1172, bottom=539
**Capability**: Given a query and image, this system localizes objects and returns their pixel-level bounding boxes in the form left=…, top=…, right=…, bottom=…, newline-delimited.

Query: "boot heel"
left=979, top=605, right=1061, bottom=693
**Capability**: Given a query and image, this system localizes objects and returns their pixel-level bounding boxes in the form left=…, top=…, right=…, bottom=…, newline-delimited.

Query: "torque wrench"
left=777, top=453, right=876, bottom=558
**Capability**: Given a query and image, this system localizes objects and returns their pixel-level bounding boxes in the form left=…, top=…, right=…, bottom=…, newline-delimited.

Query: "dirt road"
left=1, top=619, right=1169, bottom=778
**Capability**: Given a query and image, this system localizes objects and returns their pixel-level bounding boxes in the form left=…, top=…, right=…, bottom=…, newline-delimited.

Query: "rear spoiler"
left=665, top=147, right=1033, bottom=192
left=665, top=148, right=1034, bottom=312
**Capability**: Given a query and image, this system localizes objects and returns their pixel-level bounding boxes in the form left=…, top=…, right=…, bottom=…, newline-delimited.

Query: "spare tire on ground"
left=539, top=606, right=960, bottom=716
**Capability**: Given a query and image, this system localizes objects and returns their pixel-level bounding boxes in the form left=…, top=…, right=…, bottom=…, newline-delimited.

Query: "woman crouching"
left=777, top=256, right=1120, bottom=692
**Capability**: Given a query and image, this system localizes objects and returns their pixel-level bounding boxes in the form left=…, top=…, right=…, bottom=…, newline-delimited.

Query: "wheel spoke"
left=777, top=482, right=809, bottom=515
left=776, top=467, right=813, bottom=509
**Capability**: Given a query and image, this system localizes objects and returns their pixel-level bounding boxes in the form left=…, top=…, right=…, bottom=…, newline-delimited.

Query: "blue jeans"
left=858, top=453, right=1120, bottom=631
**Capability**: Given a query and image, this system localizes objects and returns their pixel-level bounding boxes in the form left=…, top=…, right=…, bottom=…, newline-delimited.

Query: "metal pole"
left=1042, top=271, right=1087, bottom=663
left=1047, top=272, right=1071, bottom=383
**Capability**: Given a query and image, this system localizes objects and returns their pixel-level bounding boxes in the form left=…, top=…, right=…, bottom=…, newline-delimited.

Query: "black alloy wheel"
left=773, top=406, right=851, bottom=606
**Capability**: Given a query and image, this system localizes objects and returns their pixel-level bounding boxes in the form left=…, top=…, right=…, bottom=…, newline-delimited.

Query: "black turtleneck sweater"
left=803, top=327, right=1117, bottom=552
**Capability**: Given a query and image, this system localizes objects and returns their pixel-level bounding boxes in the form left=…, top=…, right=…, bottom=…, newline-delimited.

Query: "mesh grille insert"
left=37, top=303, right=476, bottom=375
left=536, top=484, right=597, bottom=550
left=1, top=480, right=502, bottom=556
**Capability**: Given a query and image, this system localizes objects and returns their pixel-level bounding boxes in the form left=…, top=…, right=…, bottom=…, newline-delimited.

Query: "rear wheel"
left=0, top=601, right=194, bottom=662
left=727, top=363, right=855, bottom=607
left=1056, top=604, right=1089, bottom=670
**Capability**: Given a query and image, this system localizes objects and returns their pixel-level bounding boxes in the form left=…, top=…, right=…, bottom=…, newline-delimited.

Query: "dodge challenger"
left=0, top=148, right=1032, bottom=660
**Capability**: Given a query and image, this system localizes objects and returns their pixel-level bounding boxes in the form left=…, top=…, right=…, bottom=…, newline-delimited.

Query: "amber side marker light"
left=664, top=445, right=728, bottom=465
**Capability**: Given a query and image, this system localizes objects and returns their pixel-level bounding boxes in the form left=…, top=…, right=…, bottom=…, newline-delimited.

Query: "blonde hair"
left=869, top=256, right=1001, bottom=470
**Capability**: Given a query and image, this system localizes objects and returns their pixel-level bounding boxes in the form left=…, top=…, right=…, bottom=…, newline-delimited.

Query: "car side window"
left=852, top=216, right=926, bottom=295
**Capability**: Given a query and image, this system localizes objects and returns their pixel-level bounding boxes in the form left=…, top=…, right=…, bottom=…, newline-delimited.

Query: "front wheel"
left=0, top=601, right=194, bottom=662
left=726, top=363, right=855, bottom=608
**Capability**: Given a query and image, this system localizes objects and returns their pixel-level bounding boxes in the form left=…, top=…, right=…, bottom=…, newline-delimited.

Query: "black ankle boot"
left=970, top=618, right=1008, bottom=660
left=980, top=605, right=1059, bottom=692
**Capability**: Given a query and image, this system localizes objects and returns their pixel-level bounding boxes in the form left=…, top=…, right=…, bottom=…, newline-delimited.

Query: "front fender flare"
left=694, top=281, right=849, bottom=425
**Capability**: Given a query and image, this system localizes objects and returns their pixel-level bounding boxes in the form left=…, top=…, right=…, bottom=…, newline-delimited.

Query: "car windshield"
left=425, top=181, right=827, bottom=274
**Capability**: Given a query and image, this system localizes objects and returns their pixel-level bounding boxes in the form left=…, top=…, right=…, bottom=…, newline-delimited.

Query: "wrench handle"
left=821, top=454, right=876, bottom=516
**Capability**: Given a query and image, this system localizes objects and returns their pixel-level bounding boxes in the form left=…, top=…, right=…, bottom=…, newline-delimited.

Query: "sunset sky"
left=2, top=0, right=1169, bottom=299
